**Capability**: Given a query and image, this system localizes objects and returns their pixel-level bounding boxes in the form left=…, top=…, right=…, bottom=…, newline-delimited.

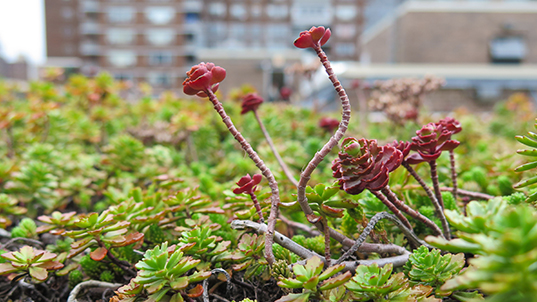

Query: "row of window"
left=106, top=28, right=176, bottom=45
left=107, top=6, right=176, bottom=24
left=108, top=51, right=174, bottom=67
left=115, top=72, right=173, bottom=87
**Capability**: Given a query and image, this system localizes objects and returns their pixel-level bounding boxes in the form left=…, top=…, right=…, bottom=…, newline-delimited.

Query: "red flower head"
left=389, top=140, right=412, bottom=159
left=436, top=117, right=462, bottom=136
left=319, top=117, right=340, bottom=133
left=407, top=123, right=460, bottom=164
left=183, top=62, right=226, bottom=97
left=233, top=174, right=263, bottom=195
left=294, top=26, right=331, bottom=49
left=332, top=138, right=403, bottom=195
left=240, top=93, right=264, bottom=115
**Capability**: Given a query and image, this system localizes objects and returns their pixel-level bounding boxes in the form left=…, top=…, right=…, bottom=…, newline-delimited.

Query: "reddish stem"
left=381, top=187, right=444, bottom=238
left=429, top=161, right=444, bottom=209
left=402, top=161, right=450, bottom=239
left=253, top=110, right=298, bottom=187
left=370, top=190, right=413, bottom=231
left=206, top=90, right=280, bottom=265
left=449, top=150, right=458, bottom=201
left=248, top=192, right=264, bottom=224
left=295, top=45, right=352, bottom=242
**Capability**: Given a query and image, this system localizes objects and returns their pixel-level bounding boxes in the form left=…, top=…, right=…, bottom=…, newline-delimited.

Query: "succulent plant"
left=0, top=246, right=63, bottom=282
left=276, top=256, right=352, bottom=302
left=11, top=217, right=38, bottom=239
left=319, top=117, right=340, bottom=133
left=407, top=123, right=460, bottom=165
left=427, top=198, right=537, bottom=301
left=222, top=233, right=268, bottom=280
left=514, top=119, right=537, bottom=202
left=117, top=242, right=211, bottom=302
left=179, top=225, right=230, bottom=270
left=182, top=62, right=226, bottom=97
left=0, top=193, right=26, bottom=228
left=404, top=246, right=464, bottom=290
left=346, top=263, right=439, bottom=301
left=332, top=138, right=403, bottom=195
left=36, top=211, right=77, bottom=234
left=294, top=26, right=331, bottom=49
left=240, top=93, right=264, bottom=115
left=305, top=183, right=358, bottom=218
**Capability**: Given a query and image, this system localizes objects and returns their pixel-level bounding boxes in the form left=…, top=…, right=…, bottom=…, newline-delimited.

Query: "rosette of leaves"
left=223, top=233, right=268, bottom=280
left=407, top=123, right=460, bottom=164
left=178, top=225, right=230, bottom=270
left=36, top=211, right=77, bottom=235
left=346, top=263, right=439, bottom=302
left=11, top=218, right=38, bottom=239
left=404, top=246, right=464, bottom=294
left=0, top=193, right=26, bottom=228
left=116, top=242, right=211, bottom=302
left=0, top=246, right=63, bottom=282
left=107, top=196, right=169, bottom=232
left=164, top=186, right=224, bottom=222
left=305, top=183, right=358, bottom=218
left=102, top=134, right=146, bottom=172
left=64, top=210, right=144, bottom=261
left=276, top=256, right=352, bottom=302
left=427, top=198, right=537, bottom=301
left=514, top=119, right=537, bottom=202
left=332, top=138, right=403, bottom=195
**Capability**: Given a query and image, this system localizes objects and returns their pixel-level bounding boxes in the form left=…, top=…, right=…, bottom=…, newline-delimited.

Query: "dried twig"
left=449, top=150, right=459, bottom=201
left=67, top=281, right=123, bottom=302
left=203, top=268, right=231, bottom=302
left=440, top=187, right=494, bottom=200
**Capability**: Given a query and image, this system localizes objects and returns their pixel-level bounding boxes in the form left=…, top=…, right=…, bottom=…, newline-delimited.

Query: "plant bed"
left=0, top=26, right=536, bottom=302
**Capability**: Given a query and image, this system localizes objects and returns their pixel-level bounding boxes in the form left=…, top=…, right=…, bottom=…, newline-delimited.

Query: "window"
left=251, top=5, right=261, bottom=18
left=148, top=52, right=173, bottom=65
left=145, top=29, right=175, bottom=45
left=108, top=6, right=135, bottom=23
left=208, top=22, right=227, bottom=46
left=108, top=50, right=137, bottom=67
left=335, top=24, right=356, bottom=39
left=335, top=5, right=357, bottom=21
left=292, top=3, right=332, bottom=25
left=185, top=12, right=199, bottom=24
left=266, top=24, right=289, bottom=48
left=267, top=4, right=288, bottom=19
left=107, top=28, right=136, bottom=45
left=62, top=7, right=74, bottom=19
left=490, top=36, right=526, bottom=64
left=145, top=7, right=175, bottom=24
left=230, top=4, right=247, bottom=20
left=148, top=72, right=172, bottom=87
left=334, top=43, right=356, bottom=56
left=229, top=23, right=246, bottom=42
left=250, top=24, right=263, bottom=46
left=209, top=3, right=226, bottom=16
left=114, top=73, right=133, bottom=81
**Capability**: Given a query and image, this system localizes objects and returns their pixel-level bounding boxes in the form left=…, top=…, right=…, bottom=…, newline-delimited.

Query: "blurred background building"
left=43, top=0, right=365, bottom=96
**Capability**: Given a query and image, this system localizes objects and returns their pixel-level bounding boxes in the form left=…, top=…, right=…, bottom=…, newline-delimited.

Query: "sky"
left=0, top=0, right=45, bottom=64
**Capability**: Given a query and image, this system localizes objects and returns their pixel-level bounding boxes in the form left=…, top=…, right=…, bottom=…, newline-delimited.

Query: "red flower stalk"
left=436, top=117, right=462, bottom=135
left=332, top=138, right=403, bottom=195
left=294, top=26, right=331, bottom=49
left=233, top=174, right=262, bottom=195
left=182, top=62, right=226, bottom=97
left=240, top=93, right=264, bottom=115
left=319, top=117, right=340, bottom=133
left=407, top=123, right=460, bottom=165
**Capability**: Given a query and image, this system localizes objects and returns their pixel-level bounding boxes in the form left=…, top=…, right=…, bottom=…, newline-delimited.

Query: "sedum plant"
left=222, top=233, right=268, bottom=280
left=276, top=256, right=352, bottom=302
left=0, top=246, right=64, bottom=282
left=346, top=263, right=439, bottom=302
left=116, top=242, right=211, bottom=302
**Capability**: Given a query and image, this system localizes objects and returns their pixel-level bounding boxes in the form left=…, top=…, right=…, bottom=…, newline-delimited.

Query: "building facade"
left=44, top=0, right=364, bottom=93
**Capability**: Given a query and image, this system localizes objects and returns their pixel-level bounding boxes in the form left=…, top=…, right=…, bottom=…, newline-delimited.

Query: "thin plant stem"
left=440, top=187, right=494, bottom=200
left=336, top=212, right=432, bottom=265
left=449, top=150, right=458, bottom=200
left=295, top=45, right=351, bottom=239
left=68, top=281, right=123, bottom=302
left=322, top=217, right=331, bottom=266
left=248, top=192, right=264, bottom=223
left=370, top=190, right=413, bottom=230
left=381, top=186, right=444, bottom=238
left=253, top=110, right=298, bottom=187
left=206, top=90, right=280, bottom=265
left=429, top=161, right=445, bottom=209
left=402, top=161, right=451, bottom=239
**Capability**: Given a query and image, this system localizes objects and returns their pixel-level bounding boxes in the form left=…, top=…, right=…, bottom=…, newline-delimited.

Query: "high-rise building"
left=44, top=0, right=365, bottom=93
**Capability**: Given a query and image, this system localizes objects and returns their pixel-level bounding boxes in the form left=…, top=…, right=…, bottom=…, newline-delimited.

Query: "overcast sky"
left=0, top=0, right=45, bottom=63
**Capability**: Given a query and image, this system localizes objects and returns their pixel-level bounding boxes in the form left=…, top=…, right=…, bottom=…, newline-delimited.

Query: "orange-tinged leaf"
left=90, top=247, right=108, bottom=261
left=187, top=284, right=204, bottom=298
left=29, top=266, right=48, bottom=281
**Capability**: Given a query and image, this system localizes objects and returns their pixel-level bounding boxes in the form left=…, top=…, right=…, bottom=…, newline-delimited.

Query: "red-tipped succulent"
left=183, top=62, right=226, bottom=97
left=240, top=93, right=264, bottom=115
left=332, top=138, right=403, bottom=195
left=319, top=117, right=340, bottom=133
left=407, top=123, right=460, bottom=164
left=294, top=26, right=331, bottom=49
left=390, top=140, right=412, bottom=159
left=233, top=174, right=263, bottom=195
left=436, top=117, right=462, bottom=135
